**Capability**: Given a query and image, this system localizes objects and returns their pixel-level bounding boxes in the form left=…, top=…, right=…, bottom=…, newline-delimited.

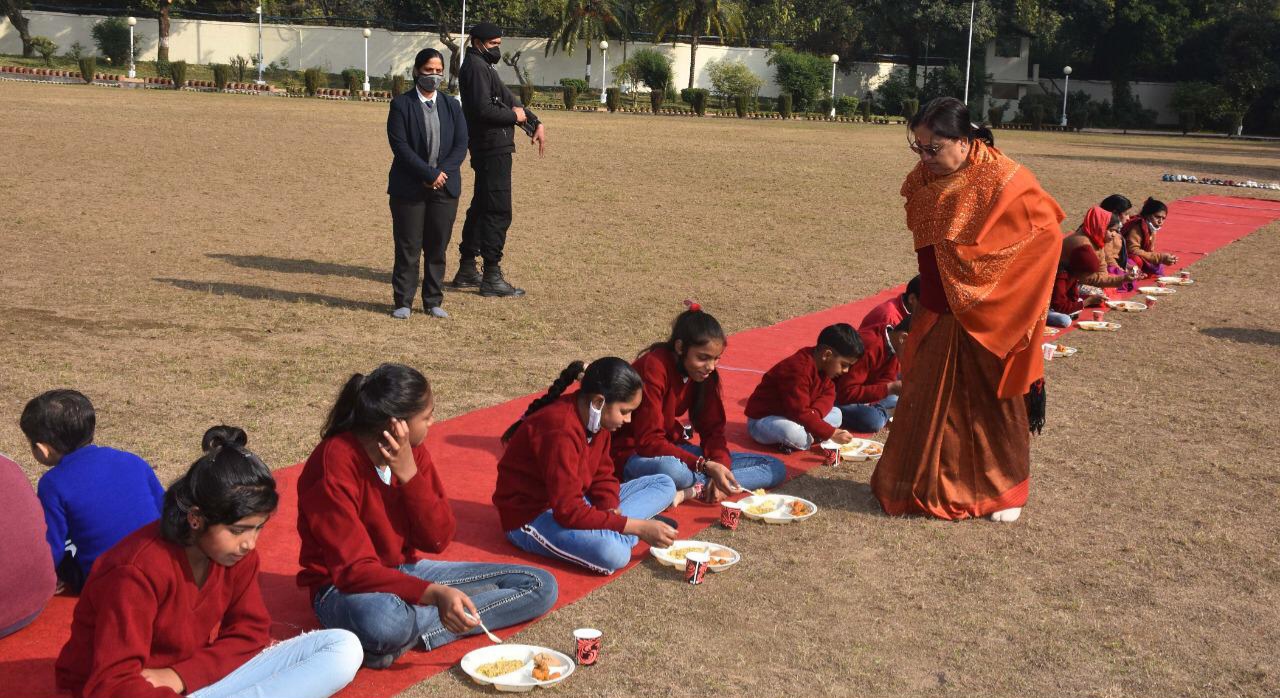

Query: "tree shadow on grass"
left=207, top=254, right=387, bottom=283
left=1035, top=153, right=1280, bottom=180
left=156, top=278, right=386, bottom=314
left=1066, top=141, right=1280, bottom=160
left=1200, top=326, right=1280, bottom=347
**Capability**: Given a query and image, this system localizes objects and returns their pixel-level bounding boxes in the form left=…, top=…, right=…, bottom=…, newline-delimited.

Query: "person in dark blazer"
left=387, top=48, right=468, bottom=319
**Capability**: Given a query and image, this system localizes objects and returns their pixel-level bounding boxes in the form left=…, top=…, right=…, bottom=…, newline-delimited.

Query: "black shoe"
left=448, top=258, right=482, bottom=288
left=653, top=514, right=679, bottom=531
left=479, top=265, right=526, bottom=298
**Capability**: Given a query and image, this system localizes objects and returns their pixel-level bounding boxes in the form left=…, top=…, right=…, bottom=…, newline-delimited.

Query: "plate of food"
left=1051, top=344, right=1078, bottom=358
left=1043, top=326, right=1062, bottom=337
left=650, top=541, right=740, bottom=572
left=1076, top=320, right=1121, bottom=331
left=1137, top=286, right=1177, bottom=296
left=1157, top=276, right=1194, bottom=286
left=1105, top=300, right=1148, bottom=312
left=838, top=438, right=884, bottom=462
left=739, top=494, right=817, bottom=524
left=461, top=644, right=575, bottom=692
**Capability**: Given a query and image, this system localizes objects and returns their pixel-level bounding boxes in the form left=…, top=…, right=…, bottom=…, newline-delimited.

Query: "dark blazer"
left=458, top=46, right=539, bottom=157
left=387, top=87, right=468, bottom=199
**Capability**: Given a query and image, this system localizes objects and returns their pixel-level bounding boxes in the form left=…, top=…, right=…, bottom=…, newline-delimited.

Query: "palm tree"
left=649, top=0, right=745, bottom=90
left=547, top=0, right=626, bottom=83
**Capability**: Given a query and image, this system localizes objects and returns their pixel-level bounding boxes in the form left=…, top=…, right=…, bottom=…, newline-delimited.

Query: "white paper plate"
left=1105, top=300, right=1148, bottom=312
left=1051, top=345, right=1078, bottom=358
left=838, top=438, right=884, bottom=461
left=1137, top=286, right=1177, bottom=295
left=461, top=645, right=575, bottom=692
left=1076, top=320, right=1121, bottom=331
left=650, top=541, right=740, bottom=572
left=739, top=494, right=818, bottom=524
left=1157, top=276, right=1194, bottom=285
left=1043, top=327, right=1062, bottom=337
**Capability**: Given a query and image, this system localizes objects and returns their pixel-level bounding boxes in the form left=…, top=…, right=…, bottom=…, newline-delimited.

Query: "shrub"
left=231, top=55, right=250, bottom=82
left=559, top=77, right=589, bottom=93
left=79, top=57, right=96, bottom=84
left=1222, top=110, right=1244, bottom=136
left=30, top=36, right=57, bottom=66
left=1171, top=81, right=1228, bottom=135
left=66, top=41, right=86, bottom=62
left=630, top=47, right=674, bottom=97
left=901, top=97, right=920, bottom=120
left=684, top=88, right=709, bottom=115
left=767, top=46, right=827, bottom=111
left=835, top=95, right=859, bottom=116
left=649, top=90, right=665, bottom=113
left=561, top=84, right=579, bottom=109
left=91, top=17, right=133, bottom=66
left=734, top=94, right=749, bottom=118
left=988, top=105, right=1005, bottom=126
left=1111, top=80, right=1157, bottom=131
left=391, top=74, right=406, bottom=95
left=169, top=61, right=187, bottom=88
left=344, top=69, right=362, bottom=96
left=605, top=87, right=620, bottom=112
left=707, top=58, right=763, bottom=103
left=777, top=93, right=793, bottom=118
left=212, top=64, right=230, bottom=90
left=816, top=97, right=832, bottom=114
left=1016, top=93, right=1058, bottom=127
left=519, top=82, right=533, bottom=106
left=859, top=99, right=872, bottom=120
left=874, top=69, right=916, bottom=114
left=155, top=58, right=170, bottom=78
left=304, top=67, right=323, bottom=96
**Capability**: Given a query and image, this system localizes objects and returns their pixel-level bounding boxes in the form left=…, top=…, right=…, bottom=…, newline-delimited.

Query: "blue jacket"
left=36, top=444, right=165, bottom=581
left=386, top=87, right=468, bottom=199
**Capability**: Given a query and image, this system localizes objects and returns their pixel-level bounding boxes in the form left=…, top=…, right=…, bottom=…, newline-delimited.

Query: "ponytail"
left=321, top=363, right=431, bottom=439
left=503, top=361, right=585, bottom=442
left=909, top=97, right=994, bottom=146
left=161, top=425, right=278, bottom=546
left=639, top=303, right=727, bottom=421
left=970, top=123, right=995, bottom=146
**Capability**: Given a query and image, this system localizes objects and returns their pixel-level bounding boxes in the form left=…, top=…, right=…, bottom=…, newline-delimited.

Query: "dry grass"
left=1, top=80, right=1279, bottom=697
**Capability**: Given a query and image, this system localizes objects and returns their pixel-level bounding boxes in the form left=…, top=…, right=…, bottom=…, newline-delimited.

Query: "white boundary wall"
left=2, top=11, right=899, bottom=98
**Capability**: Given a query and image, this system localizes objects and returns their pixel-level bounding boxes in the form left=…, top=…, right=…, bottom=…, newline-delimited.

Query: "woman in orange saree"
left=870, top=98, right=1064, bottom=522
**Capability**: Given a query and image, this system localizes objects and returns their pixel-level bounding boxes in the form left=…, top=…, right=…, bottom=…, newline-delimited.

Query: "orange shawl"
left=900, top=140, right=1064, bottom=398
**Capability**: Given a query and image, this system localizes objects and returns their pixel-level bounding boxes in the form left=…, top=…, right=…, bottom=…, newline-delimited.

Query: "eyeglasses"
left=908, top=138, right=947, bottom=157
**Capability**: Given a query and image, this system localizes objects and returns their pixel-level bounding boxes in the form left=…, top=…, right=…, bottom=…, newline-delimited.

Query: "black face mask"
left=482, top=45, right=501, bottom=64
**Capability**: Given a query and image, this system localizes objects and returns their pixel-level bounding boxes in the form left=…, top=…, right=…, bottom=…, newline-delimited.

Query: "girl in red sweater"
left=298, top=363, right=557, bottom=669
left=612, top=306, right=785, bottom=502
left=494, top=358, right=678, bottom=575
left=55, top=426, right=361, bottom=698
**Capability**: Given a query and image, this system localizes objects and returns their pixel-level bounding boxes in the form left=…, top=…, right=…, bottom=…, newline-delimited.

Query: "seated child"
left=859, top=276, right=919, bottom=332
left=835, top=317, right=910, bottom=433
left=298, top=363, right=557, bottom=668
left=612, top=305, right=786, bottom=502
left=55, top=426, right=361, bottom=698
left=495, top=358, right=678, bottom=575
left=1124, top=197, right=1177, bottom=277
left=1049, top=207, right=1138, bottom=327
left=22, top=389, right=164, bottom=593
left=745, top=323, right=861, bottom=451
left=0, top=452, right=56, bottom=639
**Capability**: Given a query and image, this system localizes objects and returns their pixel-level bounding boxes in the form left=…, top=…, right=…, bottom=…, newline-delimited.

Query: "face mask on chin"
left=586, top=397, right=604, bottom=434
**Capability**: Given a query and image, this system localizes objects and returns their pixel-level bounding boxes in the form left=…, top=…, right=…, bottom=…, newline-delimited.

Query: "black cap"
left=470, top=22, right=502, bottom=41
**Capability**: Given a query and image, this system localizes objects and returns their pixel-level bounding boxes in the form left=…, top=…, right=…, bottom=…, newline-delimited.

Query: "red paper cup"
left=684, top=552, right=710, bottom=585
left=573, top=628, right=602, bottom=666
left=1157, top=280, right=1166, bottom=288
left=1179, top=270, right=1191, bottom=280
left=719, top=501, right=743, bottom=530
left=822, top=446, right=839, bottom=466
left=1092, top=310, right=1104, bottom=321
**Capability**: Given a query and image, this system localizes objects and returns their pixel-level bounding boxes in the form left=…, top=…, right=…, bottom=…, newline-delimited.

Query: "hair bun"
left=202, top=425, right=248, bottom=452
left=683, top=298, right=702, bottom=313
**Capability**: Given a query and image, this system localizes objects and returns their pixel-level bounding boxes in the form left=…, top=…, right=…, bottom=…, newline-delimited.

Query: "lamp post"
left=127, top=17, right=136, bottom=78
left=255, top=5, right=265, bottom=85
left=362, top=29, right=371, bottom=93
left=963, top=0, right=975, bottom=104
left=1061, top=65, right=1072, bottom=127
left=829, top=54, right=839, bottom=117
left=599, top=40, right=609, bottom=104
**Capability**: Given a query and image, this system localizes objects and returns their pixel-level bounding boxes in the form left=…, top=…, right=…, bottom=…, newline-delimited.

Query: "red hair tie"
left=683, top=299, right=701, bottom=313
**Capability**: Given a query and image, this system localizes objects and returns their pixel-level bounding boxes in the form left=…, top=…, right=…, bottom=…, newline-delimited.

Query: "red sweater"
left=493, top=393, right=626, bottom=533
left=744, top=347, right=837, bottom=441
left=296, top=432, right=456, bottom=604
left=0, top=454, right=55, bottom=635
left=858, top=295, right=908, bottom=332
left=55, top=523, right=270, bottom=698
left=836, top=326, right=899, bottom=405
left=1050, top=244, right=1100, bottom=315
left=611, top=346, right=731, bottom=471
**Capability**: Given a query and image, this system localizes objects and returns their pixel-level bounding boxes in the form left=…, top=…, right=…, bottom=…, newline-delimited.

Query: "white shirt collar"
left=416, top=88, right=438, bottom=105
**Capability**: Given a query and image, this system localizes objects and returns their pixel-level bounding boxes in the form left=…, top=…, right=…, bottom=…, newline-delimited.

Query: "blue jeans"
left=188, top=629, right=361, bottom=698
left=746, top=407, right=843, bottom=450
left=505, top=474, right=675, bottom=575
left=1046, top=311, right=1073, bottom=328
left=838, top=394, right=899, bottom=433
left=313, top=559, right=558, bottom=664
left=621, top=443, right=786, bottom=491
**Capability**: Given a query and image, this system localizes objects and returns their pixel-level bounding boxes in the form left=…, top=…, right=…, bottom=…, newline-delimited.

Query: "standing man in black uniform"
left=449, top=22, right=546, bottom=298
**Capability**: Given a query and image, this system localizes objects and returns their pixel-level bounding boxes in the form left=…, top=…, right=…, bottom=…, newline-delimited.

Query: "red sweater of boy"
left=744, top=347, right=837, bottom=441
left=493, top=393, right=627, bottom=534
left=611, top=346, right=731, bottom=472
left=55, top=522, right=270, bottom=698
left=835, top=326, right=899, bottom=405
left=858, top=294, right=908, bottom=332
left=296, top=432, right=456, bottom=604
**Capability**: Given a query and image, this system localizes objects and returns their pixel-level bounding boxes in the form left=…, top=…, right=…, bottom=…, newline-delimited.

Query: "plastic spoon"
left=463, top=611, right=502, bottom=644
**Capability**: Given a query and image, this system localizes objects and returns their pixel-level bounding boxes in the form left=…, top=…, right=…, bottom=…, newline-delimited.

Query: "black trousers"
left=390, top=190, right=460, bottom=309
left=458, top=152, right=513, bottom=265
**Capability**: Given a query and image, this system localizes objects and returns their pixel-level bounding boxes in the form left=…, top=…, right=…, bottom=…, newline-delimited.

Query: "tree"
left=649, top=0, right=746, bottom=90
left=140, top=0, right=195, bottom=63
left=706, top=57, right=763, bottom=102
left=767, top=45, right=827, bottom=110
left=2, top=0, right=34, bottom=57
left=547, top=0, right=625, bottom=83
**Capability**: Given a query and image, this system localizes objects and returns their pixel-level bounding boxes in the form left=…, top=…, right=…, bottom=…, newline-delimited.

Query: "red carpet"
left=2, top=194, right=1276, bottom=698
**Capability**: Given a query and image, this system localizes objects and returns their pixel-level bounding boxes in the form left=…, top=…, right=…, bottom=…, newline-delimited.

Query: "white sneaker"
left=391, top=307, right=411, bottom=320
left=989, top=507, right=1022, bottom=523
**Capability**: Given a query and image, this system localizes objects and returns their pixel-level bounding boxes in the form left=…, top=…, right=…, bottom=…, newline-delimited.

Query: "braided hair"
left=502, top=358, right=642, bottom=442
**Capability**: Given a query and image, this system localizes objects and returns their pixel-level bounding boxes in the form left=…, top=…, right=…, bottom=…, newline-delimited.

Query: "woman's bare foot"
left=669, top=486, right=697, bottom=509
left=989, top=507, right=1022, bottom=522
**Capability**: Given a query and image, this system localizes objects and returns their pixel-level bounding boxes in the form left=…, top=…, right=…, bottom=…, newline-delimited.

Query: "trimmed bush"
left=519, top=82, right=533, bottom=107
left=630, top=47, right=674, bottom=107
left=778, top=93, right=793, bottom=119
left=391, top=74, right=406, bottom=95
left=561, top=84, right=579, bottom=109
left=835, top=96, right=859, bottom=117
left=344, top=70, right=361, bottom=98
left=859, top=99, right=872, bottom=120
left=817, top=97, right=832, bottom=115
left=31, top=36, right=58, bottom=66
left=988, top=105, right=1005, bottom=126
left=212, top=64, right=230, bottom=90
left=685, top=88, right=709, bottom=116
left=79, top=57, right=96, bottom=84
left=734, top=95, right=749, bottom=118
left=91, top=17, right=132, bottom=66
left=169, top=61, right=187, bottom=89
left=902, top=98, right=920, bottom=120
left=559, top=77, right=589, bottom=94
left=649, top=90, right=665, bottom=113
left=606, top=87, right=620, bottom=112
left=304, top=67, right=323, bottom=97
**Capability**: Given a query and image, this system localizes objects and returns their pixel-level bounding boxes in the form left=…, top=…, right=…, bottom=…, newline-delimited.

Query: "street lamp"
left=963, top=0, right=975, bottom=104
left=829, top=54, right=839, bottom=117
left=1061, top=65, right=1072, bottom=127
left=362, top=29, right=372, bottom=93
left=599, top=40, right=609, bottom=104
left=127, top=17, right=136, bottom=79
left=255, top=5, right=265, bottom=85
